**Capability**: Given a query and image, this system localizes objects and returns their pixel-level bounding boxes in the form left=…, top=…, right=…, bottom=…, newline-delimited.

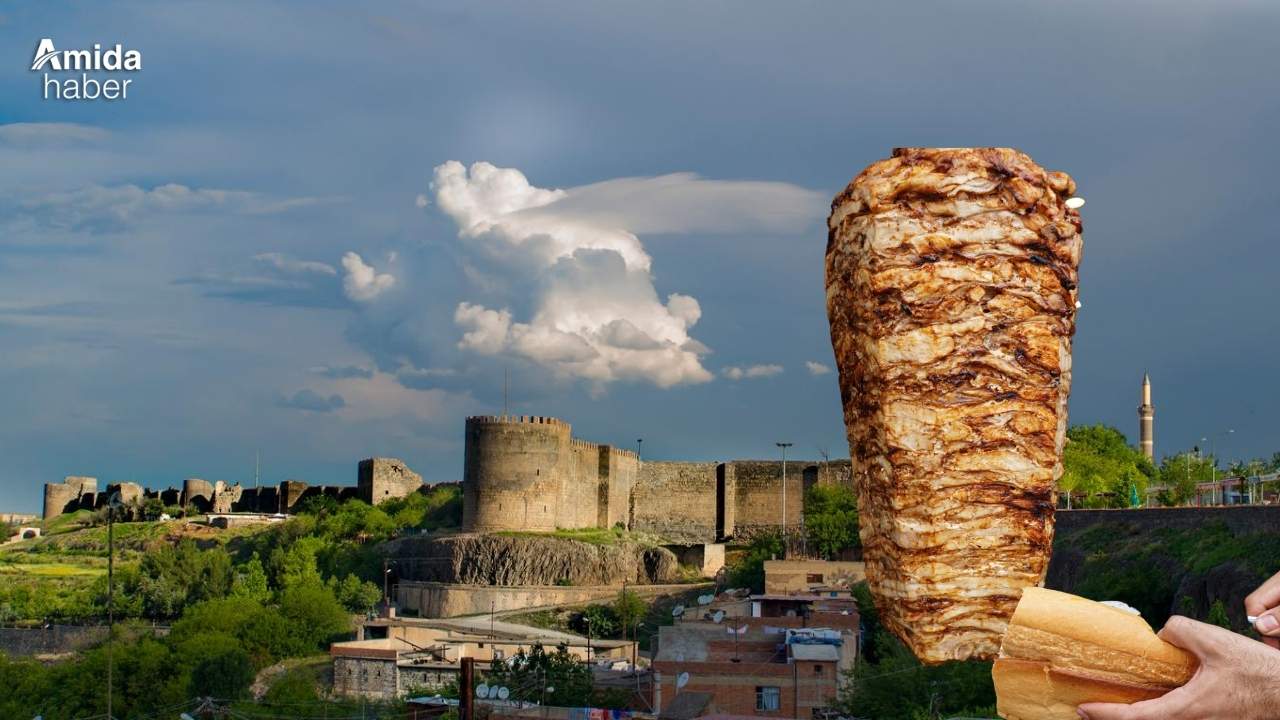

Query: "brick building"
left=651, top=594, right=859, bottom=719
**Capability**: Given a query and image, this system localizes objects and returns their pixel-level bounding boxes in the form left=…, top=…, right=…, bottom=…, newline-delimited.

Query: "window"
left=756, top=686, right=781, bottom=711
left=814, top=664, right=824, bottom=675
left=806, top=573, right=823, bottom=583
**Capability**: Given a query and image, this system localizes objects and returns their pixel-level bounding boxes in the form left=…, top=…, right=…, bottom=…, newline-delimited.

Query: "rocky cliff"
left=1047, top=511, right=1280, bottom=632
left=388, top=533, right=679, bottom=586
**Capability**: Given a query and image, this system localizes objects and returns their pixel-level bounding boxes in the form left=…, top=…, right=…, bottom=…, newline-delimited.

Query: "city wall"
left=631, top=461, right=723, bottom=542
left=460, top=416, right=635, bottom=533
left=1057, top=506, right=1280, bottom=536
left=41, top=457, right=422, bottom=521
left=397, top=580, right=708, bottom=618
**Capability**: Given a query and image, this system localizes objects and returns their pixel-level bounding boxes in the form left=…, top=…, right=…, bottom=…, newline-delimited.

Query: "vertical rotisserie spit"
left=825, top=147, right=1082, bottom=662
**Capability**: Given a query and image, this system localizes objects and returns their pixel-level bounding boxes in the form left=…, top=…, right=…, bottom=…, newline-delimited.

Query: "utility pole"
left=106, top=491, right=121, bottom=720
left=383, top=558, right=392, bottom=616
left=776, top=442, right=792, bottom=553
left=460, top=657, right=475, bottom=720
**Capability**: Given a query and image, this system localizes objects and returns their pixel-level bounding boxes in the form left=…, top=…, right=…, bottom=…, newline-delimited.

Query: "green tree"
left=570, top=604, right=618, bottom=638
left=278, top=581, right=352, bottom=650
left=1158, top=452, right=1215, bottom=506
left=613, top=588, right=646, bottom=639
left=485, top=644, right=595, bottom=708
left=332, top=573, right=382, bottom=613
left=1207, top=599, right=1231, bottom=629
left=804, top=484, right=860, bottom=559
left=728, top=533, right=784, bottom=593
left=231, top=552, right=272, bottom=602
left=187, top=634, right=255, bottom=699
left=1061, top=425, right=1155, bottom=508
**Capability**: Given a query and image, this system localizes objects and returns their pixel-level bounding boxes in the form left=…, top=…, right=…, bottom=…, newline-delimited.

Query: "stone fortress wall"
left=461, top=415, right=639, bottom=532
left=461, top=414, right=853, bottom=543
left=41, top=457, right=422, bottom=520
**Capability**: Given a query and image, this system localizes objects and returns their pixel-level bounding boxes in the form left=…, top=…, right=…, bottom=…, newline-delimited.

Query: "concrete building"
left=762, top=560, right=866, bottom=595
left=650, top=593, right=859, bottom=719
left=331, top=614, right=636, bottom=701
left=1138, top=373, right=1154, bottom=462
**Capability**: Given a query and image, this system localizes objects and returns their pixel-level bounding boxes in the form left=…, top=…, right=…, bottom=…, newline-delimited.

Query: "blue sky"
left=2, top=1, right=1279, bottom=512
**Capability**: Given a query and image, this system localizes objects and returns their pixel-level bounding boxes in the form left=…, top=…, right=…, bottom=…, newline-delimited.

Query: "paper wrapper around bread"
left=826, top=147, right=1082, bottom=662
left=994, top=587, right=1196, bottom=720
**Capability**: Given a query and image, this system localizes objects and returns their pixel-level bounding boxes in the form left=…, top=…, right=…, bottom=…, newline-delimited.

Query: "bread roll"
left=995, top=587, right=1196, bottom=720
left=825, top=147, right=1082, bottom=662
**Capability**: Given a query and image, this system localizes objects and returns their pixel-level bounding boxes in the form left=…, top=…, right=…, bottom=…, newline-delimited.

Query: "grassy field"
left=495, top=526, right=667, bottom=547
left=0, top=561, right=105, bottom=577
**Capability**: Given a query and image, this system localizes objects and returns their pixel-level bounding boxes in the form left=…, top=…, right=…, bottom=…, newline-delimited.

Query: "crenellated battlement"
left=570, top=437, right=599, bottom=451
left=606, top=445, right=639, bottom=461
left=466, top=415, right=571, bottom=431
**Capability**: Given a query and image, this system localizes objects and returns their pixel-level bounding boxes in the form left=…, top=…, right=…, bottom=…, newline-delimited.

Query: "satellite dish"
left=677, top=672, right=690, bottom=689
left=476, top=683, right=490, bottom=699
left=672, top=604, right=685, bottom=618
left=712, top=610, right=725, bottom=624
left=497, top=687, right=510, bottom=701
left=697, top=594, right=713, bottom=605
left=738, top=624, right=748, bottom=634
left=1065, top=196, right=1086, bottom=210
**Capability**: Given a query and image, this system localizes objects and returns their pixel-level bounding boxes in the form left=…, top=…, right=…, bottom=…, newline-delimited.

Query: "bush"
left=727, top=533, right=784, bottom=593
left=570, top=604, right=618, bottom=637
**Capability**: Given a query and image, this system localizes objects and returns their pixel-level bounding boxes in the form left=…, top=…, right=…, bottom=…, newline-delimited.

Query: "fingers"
left=1079, top=684, right=1200, bottom=720
left=1077, top=701, right=1138, bottom=720
left=1157, top=615, right=1230, bottom=659
left=1078, top=697, right=1171, bottom=720
left=1254, top=608, right=1280, bottom=636
left=1245, top=570, right=1280, bottom=616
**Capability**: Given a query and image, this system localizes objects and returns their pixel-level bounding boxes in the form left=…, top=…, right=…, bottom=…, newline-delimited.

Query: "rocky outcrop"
left=388, top=533, right=678, bottom=586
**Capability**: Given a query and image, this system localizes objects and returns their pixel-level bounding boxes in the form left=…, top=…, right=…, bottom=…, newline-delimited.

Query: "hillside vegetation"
left=0, top=484, right=464, bottom=718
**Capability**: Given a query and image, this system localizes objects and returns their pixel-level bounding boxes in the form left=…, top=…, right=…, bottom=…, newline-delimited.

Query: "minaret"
left=1138, top=373, right=1154, bottom=461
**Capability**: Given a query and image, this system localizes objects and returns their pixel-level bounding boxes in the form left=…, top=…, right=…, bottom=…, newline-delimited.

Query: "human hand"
left=1246, top=570, right=1280, bottom=650
left=1077, top=615, right=1280, bottom=720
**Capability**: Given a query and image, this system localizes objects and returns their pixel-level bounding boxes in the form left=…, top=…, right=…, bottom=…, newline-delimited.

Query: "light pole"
left=383, top=559, right=394, bottom=617
left=1203, top=430, right=1235, bottom=504
left=636, top=438, right=643, bottom=461
left=776, top=442, right=792, bottom=549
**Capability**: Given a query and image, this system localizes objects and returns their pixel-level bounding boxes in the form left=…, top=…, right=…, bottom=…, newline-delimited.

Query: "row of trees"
left=1058, top=424, right=1279, bottom=508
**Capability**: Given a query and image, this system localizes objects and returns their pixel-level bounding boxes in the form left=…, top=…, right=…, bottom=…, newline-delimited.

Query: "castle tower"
left=1138, top=373, right=1154, bottom=461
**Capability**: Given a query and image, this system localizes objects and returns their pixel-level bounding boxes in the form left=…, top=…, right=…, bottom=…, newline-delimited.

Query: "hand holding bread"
left=994, top=588, right=1195, bottom=720
left=1078, top=615, right=1280, bottom=720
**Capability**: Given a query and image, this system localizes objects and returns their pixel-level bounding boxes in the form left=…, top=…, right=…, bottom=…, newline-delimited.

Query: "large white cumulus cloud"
left=436, top=161, right=738, bottom=388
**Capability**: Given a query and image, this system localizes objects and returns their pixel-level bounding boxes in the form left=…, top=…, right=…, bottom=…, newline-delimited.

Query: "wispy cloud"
left=276, top=389, right=346, bottom=413
left=805, top=361, right=831, bottom=376
left=0, top=122, right=110, bottom=146
left=722, top=364, right=784, bottom=380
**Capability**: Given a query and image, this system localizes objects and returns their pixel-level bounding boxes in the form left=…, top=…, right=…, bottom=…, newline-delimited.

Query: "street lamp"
left=636, top=438, right=643, bottom=461
left=383, top=558, right=395, bottom=616
left=1203, top=430, right=1235, bottom=504
left=776, top=442, right=793, bottom=548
